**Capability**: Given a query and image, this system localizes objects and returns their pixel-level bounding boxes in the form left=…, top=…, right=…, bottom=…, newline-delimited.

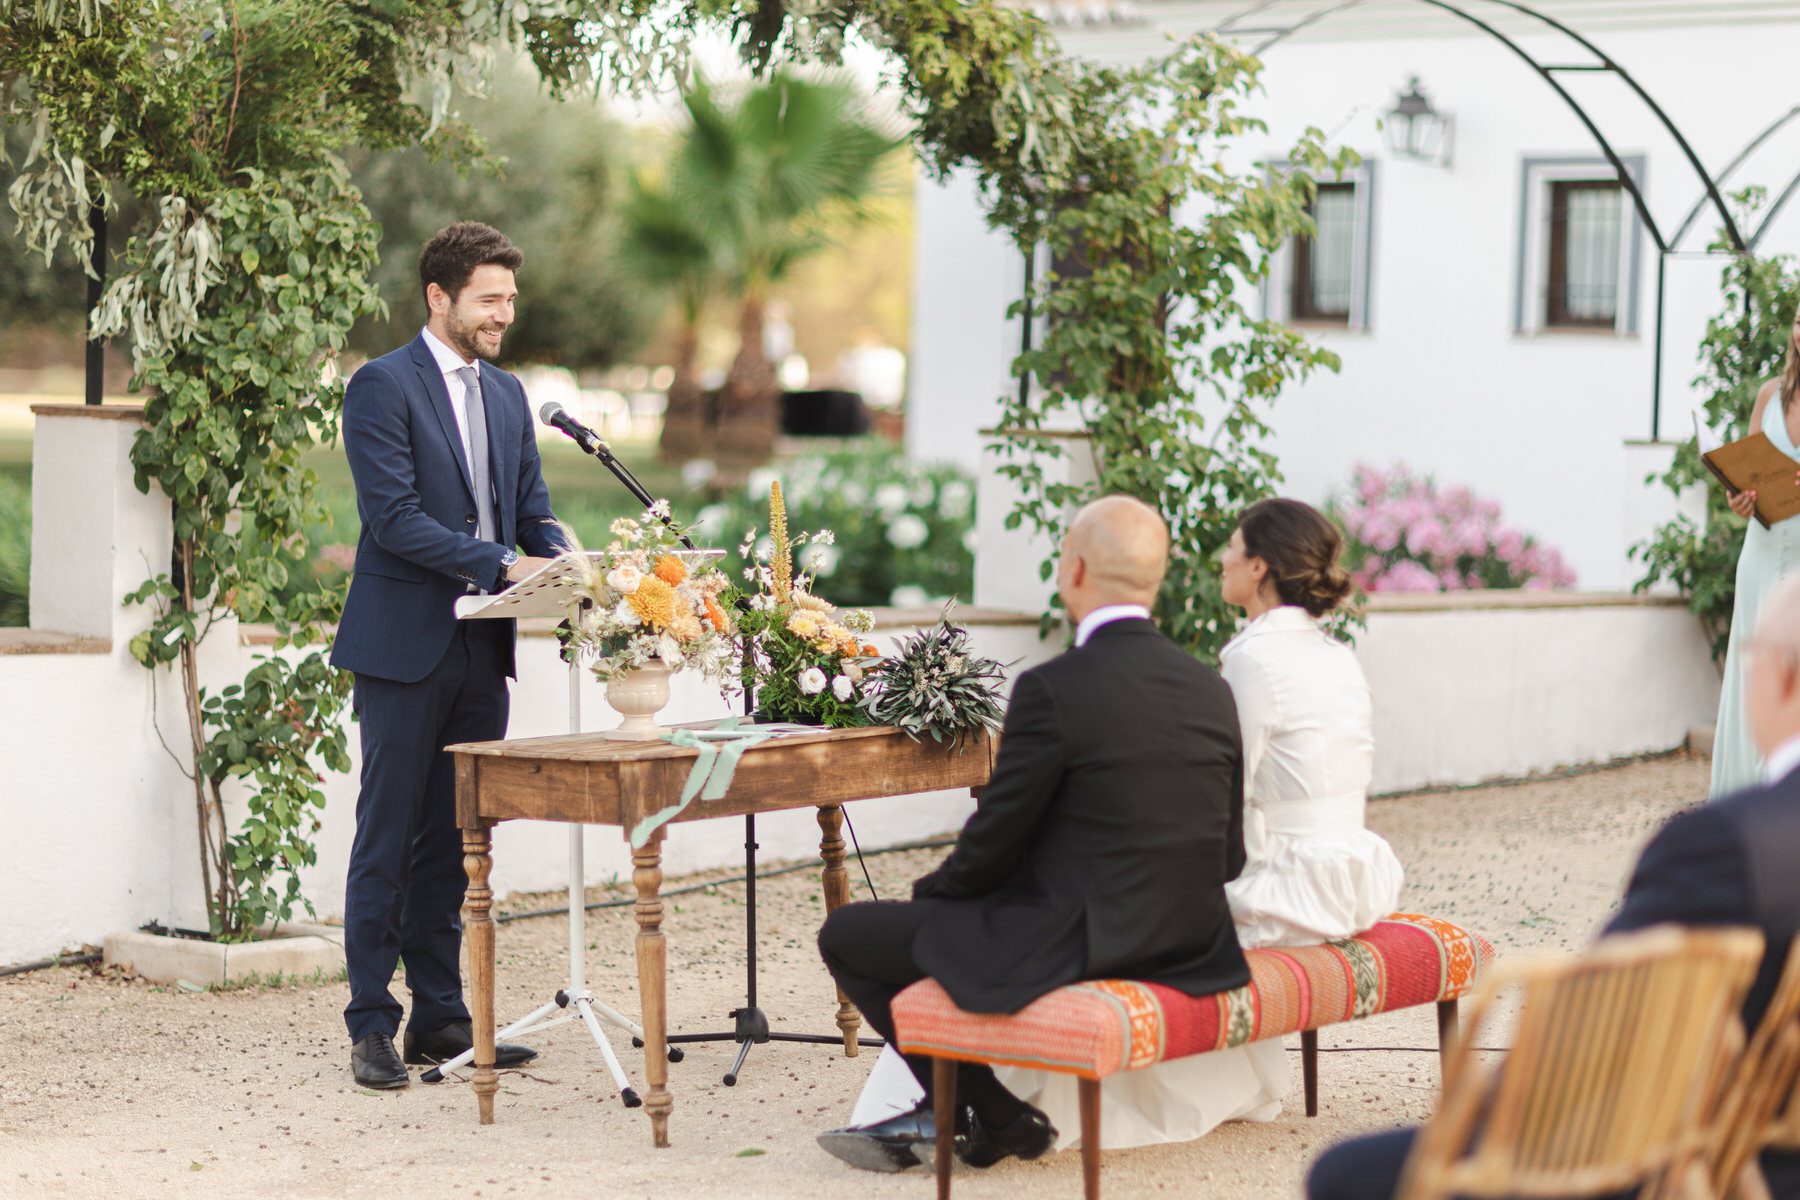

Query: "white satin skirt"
left=1226, top=826, right=1405, bottom=950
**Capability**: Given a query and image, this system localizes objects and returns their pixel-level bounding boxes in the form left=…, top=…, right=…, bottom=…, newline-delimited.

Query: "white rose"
left=843, top=661, right=865, bottom=684
left=939, top=481, right=973, bottom=519
left=832, top=675, right=854, bottom=702
left=747, top=467, right=780, bottom=500
left=606, top=566, right=643, bottom=595
left=890, top=585, right=928, bottom=608
left=798, top=667, right=828, bottom=695
left=886, top=514, right=929, bottom=550
left=613, top=601, right=640, bottom=627
left=802, top=544, right=840, bottom=577
left=874, top=483, right=908, bottom=516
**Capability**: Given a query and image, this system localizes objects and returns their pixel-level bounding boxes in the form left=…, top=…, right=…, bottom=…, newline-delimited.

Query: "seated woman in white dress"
left=844, top=498, right=1405, bottom=1150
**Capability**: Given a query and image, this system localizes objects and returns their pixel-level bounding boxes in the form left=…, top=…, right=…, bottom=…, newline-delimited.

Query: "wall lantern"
left=1384, top=76, right=1454, bottom=167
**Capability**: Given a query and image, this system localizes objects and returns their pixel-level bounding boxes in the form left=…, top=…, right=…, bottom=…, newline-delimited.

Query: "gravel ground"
left=0, top=753, right=1705, bottom=1200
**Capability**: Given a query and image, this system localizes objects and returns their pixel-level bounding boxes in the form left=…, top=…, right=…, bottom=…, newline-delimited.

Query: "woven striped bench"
left=892, top=913, right=1495, bottom=1199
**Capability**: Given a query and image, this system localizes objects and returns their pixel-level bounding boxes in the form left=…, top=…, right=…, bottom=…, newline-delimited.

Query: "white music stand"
left=420, top=550, right=688, bottom=1103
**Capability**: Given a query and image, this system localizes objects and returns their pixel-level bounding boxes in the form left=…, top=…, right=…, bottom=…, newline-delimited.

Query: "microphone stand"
left=560, top=432, right=697, bottom=552
left=550, top=426, right=882, bottom=1088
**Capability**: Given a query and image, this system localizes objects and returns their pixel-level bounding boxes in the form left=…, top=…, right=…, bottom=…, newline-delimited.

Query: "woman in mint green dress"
left=1713, top=317, right=1800, bottom=797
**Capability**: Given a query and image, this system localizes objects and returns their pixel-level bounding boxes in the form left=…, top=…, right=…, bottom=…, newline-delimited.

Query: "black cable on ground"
left=493, top=834, right=954, bottom=925
left=0, top=951, right=101, bottom=979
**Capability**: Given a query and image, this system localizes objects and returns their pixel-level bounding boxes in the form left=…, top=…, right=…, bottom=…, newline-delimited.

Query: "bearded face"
left=432, top=263, right=516, bottom=362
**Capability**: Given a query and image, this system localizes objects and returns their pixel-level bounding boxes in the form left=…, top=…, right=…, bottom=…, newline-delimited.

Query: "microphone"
left=539, top=402, right=608, bottom=454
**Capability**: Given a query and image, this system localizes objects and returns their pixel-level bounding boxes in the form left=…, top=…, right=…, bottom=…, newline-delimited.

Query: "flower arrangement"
left=558, top=502, right=737, bottom=683
left=736, top=482, right=881, bottom=726
left=1330, top=463, right=1577, bottom=593
left=857, top=613, right=1007, bottom=746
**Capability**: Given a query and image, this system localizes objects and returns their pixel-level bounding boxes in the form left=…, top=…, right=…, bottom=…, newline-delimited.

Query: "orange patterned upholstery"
left=892, top=913, right=1493, bottom=1080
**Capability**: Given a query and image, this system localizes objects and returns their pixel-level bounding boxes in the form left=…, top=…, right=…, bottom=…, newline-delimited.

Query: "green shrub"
left=0, top=474, right=28, bottom=627
left=694, top=444, right=976, bottom=609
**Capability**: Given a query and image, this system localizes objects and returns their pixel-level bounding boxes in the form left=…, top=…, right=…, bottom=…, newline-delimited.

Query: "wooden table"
left=452, top=724, right=994, bottom=1145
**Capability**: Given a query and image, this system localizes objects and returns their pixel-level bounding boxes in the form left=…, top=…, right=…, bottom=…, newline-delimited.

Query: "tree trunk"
left=657, top=320, right=711, bottom=464
left=714, top=291, right=781, bottom=482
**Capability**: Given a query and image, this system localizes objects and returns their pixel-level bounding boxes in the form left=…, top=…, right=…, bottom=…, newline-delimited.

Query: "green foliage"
left=0, top=473, right=29, bottom=626
left=987, top=40, right=1351, bottom=660
left=1634, top=199, right=1799, bottom=661
left=858, top=615, right=1004, bottom=746
left=4, top=0, right=407, bottom=939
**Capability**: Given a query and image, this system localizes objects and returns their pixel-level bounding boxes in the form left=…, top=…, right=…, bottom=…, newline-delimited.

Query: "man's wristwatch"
left=497, top=547, right=519, bottom=587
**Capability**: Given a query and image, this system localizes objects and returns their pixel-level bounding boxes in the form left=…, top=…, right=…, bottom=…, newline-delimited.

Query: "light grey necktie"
left=453, top=366, right=496, bottom=544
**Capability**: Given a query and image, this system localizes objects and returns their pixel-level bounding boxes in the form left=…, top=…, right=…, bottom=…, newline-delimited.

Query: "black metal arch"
left=1214, top=0, right=1758, bottom=437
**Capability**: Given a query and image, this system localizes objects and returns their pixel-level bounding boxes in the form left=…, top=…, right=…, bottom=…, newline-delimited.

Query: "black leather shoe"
left=351, top=1032, right=409, bottom=1090
left=403, top=1019, right=538, bottom=1069
left=956, top=1102, right=1057, bottom=1168
left=817, top=1101, right=943, bottom=1173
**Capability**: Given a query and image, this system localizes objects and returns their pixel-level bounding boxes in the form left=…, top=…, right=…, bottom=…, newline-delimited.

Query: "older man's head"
left=1746, top=574, right=1800, bottom=758
left=1054, top=495, right=1171, bottom=623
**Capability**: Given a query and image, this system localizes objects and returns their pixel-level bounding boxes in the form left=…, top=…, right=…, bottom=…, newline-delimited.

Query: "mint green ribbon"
left=629, top=719, right=779, bottom=847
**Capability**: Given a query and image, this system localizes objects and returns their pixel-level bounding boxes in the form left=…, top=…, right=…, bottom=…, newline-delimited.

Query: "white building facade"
left=906, top=0, right=1800, bottom=590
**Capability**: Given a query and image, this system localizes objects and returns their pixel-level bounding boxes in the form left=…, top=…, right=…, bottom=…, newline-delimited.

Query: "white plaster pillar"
left=1620, top=438, right=1707, bottom=595
left=29, top=404, right=171, bottom=642
left=972, top=427, right=1097, bottom=613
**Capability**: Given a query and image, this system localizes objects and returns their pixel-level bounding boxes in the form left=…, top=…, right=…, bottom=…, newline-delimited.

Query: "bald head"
left=1057, top=495, right=1170, bottom=621
left=1747, top=573, right=1800, bottom=758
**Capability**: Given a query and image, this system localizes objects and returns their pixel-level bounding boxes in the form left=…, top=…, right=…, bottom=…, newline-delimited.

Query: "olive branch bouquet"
left=857, top=612, right=1007, bottom=746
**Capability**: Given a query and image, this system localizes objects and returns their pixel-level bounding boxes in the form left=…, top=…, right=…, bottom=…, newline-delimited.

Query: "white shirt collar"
left=421, top=326, right=477, bottom=376
left=1763, top=733, right=1800, bottom=785
left=1074, top=604, right=1152, bottom=647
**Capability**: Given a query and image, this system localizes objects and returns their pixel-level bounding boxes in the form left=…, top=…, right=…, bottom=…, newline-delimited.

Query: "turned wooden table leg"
left=463, top=822, right=498, bottom=1125
left=633, top=829, right=673, bottom=1147
left=817, top=804, right=861, bottom=1056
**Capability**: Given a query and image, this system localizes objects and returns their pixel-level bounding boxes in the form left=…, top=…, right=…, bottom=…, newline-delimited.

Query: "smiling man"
left=330, top=222, right=568, bottom=1089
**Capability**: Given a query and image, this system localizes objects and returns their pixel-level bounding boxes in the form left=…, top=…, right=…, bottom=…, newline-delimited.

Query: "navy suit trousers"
left=343, top=621, right=510, bottom=1043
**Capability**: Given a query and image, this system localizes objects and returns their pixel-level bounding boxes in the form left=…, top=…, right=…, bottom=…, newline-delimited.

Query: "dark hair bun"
left=1237, top=498, right=1353, bottom=617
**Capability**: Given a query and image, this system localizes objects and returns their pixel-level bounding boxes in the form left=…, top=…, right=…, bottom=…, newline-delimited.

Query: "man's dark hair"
left=418, top=222, right=523, bottom=305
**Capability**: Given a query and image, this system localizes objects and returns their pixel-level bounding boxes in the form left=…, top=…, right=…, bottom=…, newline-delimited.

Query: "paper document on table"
left=1700, top=430, right=1800, bottom=530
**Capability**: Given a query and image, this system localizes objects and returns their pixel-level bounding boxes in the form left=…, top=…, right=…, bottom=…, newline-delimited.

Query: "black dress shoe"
left=817, top=1101, right=947, bottom=1173
left=351, top=1032, right=409, bottom=1090
left=403, top=1019, right=538, bottom=1069
left=956, top=1102, right=1057, bottom=1168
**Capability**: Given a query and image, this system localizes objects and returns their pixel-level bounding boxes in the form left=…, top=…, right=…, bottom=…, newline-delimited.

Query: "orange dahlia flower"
left=703, top=594, right=732, bottom=634
left=627, top=576, right=676, bottom=629
left=653, top=555, right=688, bottom=586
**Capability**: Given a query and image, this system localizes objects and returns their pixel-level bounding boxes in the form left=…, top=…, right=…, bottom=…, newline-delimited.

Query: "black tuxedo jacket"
left=1607, top=777, right=1800, bottom=1198
left=910, top=617, right=1251, bottom=1014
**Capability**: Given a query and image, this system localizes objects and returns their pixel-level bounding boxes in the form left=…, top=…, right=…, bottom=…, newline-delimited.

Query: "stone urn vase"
left=604, top=658, right=673, bottom=740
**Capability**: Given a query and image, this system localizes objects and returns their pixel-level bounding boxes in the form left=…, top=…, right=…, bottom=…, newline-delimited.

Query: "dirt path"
left=0, top=754, right=1705, bottom=1199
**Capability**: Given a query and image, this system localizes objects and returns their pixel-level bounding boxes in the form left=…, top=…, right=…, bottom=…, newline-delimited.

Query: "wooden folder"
left=1701, top=431, right=1800, bottom=529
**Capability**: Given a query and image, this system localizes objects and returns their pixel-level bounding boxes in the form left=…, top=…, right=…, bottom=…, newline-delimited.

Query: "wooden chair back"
left=1395, top=925, right=1765, bottom=1200
left=1712, top=939, right=1800, bottom=1199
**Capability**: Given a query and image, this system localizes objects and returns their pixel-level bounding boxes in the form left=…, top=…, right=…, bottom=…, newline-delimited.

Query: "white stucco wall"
left=906, top=9, right=1800, bottom=591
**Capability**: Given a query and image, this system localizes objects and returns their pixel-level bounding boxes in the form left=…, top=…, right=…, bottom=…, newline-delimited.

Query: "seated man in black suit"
left=816, top=495, right=1251, bottom=1172
left=1306, top=575, right=1800, bottom=1200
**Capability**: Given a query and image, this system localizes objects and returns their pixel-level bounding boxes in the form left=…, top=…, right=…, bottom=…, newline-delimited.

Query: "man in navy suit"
left=330, top=222, right=568, bottom=1089
left=1307, top=576, right=1800, bottom=1200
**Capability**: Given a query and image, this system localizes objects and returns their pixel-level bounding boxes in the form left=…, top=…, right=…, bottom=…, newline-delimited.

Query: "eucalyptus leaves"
left=858, top=615, right=1006, bottom=747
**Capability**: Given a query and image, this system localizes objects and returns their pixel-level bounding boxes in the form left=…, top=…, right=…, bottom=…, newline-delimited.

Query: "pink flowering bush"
left=1330, top=463, right=1577, bottom=593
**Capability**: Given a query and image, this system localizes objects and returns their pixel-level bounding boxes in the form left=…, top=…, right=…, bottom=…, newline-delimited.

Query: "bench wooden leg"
left=1436, top=999, right=1458, bottom=1079
left=934, top=1058, right=956, bottom=1200
left=1301, top=1029, right=1319, bottom=1117
left=1079, top=1077, right=1101, bottom=1200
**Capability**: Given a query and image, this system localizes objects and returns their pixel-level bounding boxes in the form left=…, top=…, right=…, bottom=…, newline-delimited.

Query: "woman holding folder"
left=1712, top=310, right=1800, bottom=796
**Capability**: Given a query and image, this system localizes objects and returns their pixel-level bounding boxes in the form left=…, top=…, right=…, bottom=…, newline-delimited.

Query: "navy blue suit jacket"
left=1606, top=778, right=1800, bottom=1198
left=330, top=336, right=565, bottom=684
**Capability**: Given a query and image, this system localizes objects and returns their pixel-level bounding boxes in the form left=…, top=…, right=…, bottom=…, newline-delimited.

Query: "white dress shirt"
left=1074, top=604, right=1152, bottom=647
left=421, top=326, right=478, bottom=467
left=1762, top=732, right=1800, bottom=785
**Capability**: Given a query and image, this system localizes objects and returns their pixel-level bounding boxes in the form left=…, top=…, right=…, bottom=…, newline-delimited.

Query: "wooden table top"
left=451, top=724, right=995, bottom=829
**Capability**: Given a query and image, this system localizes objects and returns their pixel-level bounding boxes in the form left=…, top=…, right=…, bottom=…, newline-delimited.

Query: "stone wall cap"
left=31, top=402, right=148, bottom=422
left=0, top=628, right=111, bottom=655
